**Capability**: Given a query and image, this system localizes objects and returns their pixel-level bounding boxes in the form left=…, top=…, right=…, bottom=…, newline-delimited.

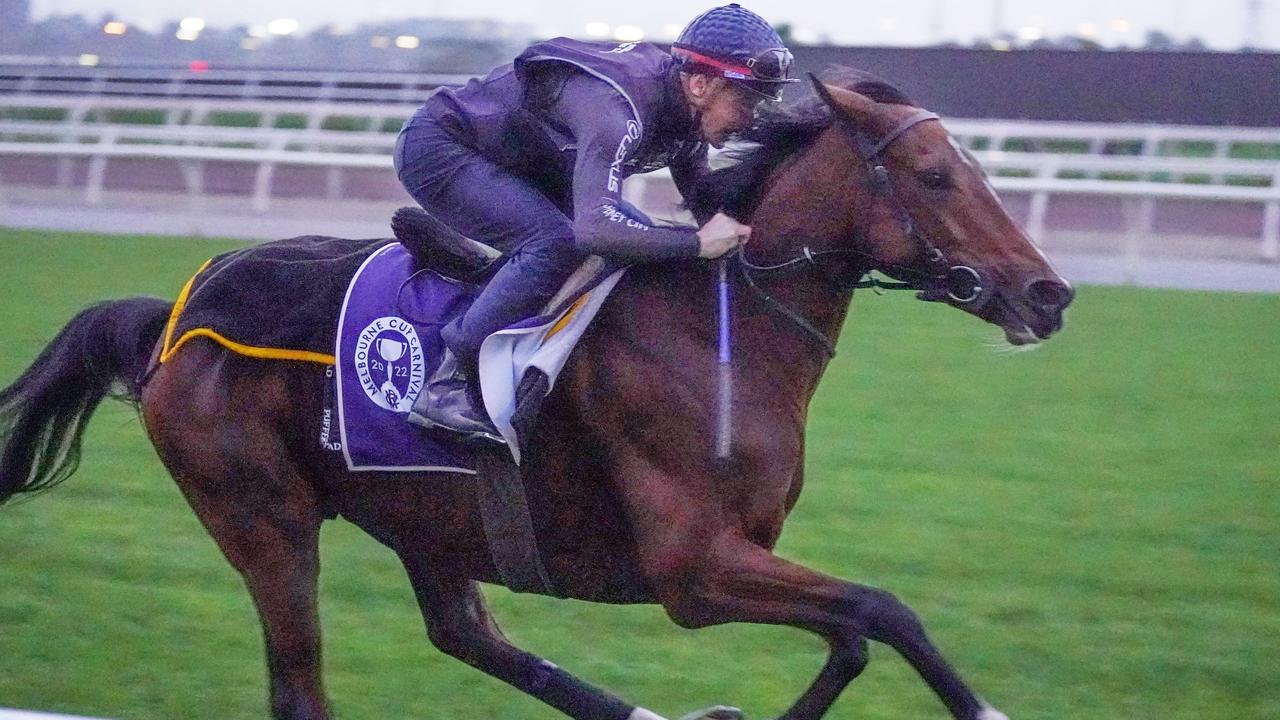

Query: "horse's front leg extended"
left=645, top=533, right=1006, bottom=720
left=401, top=555, right=664, bottom=720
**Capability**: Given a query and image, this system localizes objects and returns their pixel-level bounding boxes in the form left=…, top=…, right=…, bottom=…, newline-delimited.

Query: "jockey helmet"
left=672, top=3, right=798, bottom=102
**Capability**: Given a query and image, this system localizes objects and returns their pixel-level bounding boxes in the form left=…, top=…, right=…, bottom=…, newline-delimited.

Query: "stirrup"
left=408, top=351, right=505, bottom=445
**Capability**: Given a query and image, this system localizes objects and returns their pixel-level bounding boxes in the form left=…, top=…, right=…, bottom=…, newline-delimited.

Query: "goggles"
left=673, top=46, right=799, bottom=102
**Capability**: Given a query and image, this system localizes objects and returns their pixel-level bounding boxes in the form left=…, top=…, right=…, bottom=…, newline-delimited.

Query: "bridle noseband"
left=737, top=108, right=992, bottom=358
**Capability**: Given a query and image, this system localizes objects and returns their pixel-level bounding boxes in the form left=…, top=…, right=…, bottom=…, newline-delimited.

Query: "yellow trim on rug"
left=163, top=328, right=336, bottom=365
left=543, top=293, right=590, bottom=343
left=159, top=257, right=336, bottom=365
left=161, top=257, right=212, bottom=360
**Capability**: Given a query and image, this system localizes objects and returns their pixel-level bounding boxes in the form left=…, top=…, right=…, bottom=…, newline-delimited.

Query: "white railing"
left=947, top=118, right=1280, bottom=153
left=971, top=152, right=1280, bottom=260
left=0, top=65, right=468, bottom=103
left=1, top=94, right=1278, bottom=260
left=0, top=95, right=417, bottom=134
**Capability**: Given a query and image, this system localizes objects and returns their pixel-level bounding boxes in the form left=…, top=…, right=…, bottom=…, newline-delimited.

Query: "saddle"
left=391, top=206, right=501, bottom=284
left=390, top=205, right=621, bottom=341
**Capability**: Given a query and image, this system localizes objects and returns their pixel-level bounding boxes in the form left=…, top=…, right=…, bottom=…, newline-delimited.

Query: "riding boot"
left=407, top=230, right=579, bottom=444
left=408, top=349, right=504, bottom=444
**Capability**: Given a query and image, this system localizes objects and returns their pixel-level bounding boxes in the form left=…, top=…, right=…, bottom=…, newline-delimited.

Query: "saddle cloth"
left=335, top=243, right=626, bottom=472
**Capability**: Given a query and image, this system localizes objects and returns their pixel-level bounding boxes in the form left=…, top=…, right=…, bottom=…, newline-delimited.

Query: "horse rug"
left=162, top=237, right=625, bottom=473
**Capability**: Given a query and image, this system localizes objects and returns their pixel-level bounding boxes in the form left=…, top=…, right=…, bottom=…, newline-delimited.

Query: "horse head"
left=801, top=72, right=1074, bottom=345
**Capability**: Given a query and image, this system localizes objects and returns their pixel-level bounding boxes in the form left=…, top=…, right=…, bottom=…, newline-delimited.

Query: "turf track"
left=0, top=228, right=1276, bottom=720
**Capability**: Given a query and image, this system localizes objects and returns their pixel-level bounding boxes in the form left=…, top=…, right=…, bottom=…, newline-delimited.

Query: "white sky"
left=29, top=0, right=1280, bottom=50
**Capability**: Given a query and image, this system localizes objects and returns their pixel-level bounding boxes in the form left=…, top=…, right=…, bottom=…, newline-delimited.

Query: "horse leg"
left=644, top=532, right=1004, bottom=720
left=400, top=555, right=662, bottom=720
left=144, top=350, right=330, bottom=720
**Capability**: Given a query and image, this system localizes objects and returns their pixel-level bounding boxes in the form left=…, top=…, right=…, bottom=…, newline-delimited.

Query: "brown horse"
left=0, top=75, right=1072, bottom=720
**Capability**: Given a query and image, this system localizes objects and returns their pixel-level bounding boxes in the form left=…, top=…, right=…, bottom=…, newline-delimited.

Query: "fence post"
left=1026, top=157, right=1058, bottom=244
left=252, top=160, right=275, bottom=214
left=1122, top=196, right=1155, bottom=285
left=84, top=127, right=116, bottom=207
left=85, top=153, right=106, bottom=206
left=1262, top=199, right=1279, bottom=261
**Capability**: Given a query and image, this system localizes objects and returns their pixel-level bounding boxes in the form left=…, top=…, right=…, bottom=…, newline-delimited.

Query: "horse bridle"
left=736, top=108, right=992, bottom=359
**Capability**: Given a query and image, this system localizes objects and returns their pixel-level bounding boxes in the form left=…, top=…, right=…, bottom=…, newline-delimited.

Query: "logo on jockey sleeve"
left=606, top=42, right=638, bottom=54
left=608, top=120, right=642, bottom=192
left=601, top=203, right=649, bottom=230
left=352, top=316, right=426, bottom=413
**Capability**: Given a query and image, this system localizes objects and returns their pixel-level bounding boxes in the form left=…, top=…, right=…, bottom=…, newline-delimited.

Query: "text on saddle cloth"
left=335, top=243, right=629, bottom=471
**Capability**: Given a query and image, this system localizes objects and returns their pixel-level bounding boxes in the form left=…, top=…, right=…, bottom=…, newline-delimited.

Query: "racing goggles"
left=674, top=46, right=800, bottom=102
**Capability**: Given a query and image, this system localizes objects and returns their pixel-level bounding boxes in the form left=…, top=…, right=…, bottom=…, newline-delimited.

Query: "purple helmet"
left=672, top=3, right=798, bottom=102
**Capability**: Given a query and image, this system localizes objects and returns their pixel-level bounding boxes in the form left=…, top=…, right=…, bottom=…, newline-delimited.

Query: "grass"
left=0, top=229, right=1277, bottom=720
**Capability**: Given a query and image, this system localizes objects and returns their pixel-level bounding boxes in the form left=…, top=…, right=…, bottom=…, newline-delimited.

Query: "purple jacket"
left=414, top=38, right=709, bottom=261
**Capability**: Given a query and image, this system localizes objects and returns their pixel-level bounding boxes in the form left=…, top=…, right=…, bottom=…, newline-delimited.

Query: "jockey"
left=395, top=3, right=798, bottom=441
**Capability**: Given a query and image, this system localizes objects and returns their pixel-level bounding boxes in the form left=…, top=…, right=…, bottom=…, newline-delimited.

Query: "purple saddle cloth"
left=334, top=243, right=477, bottom=473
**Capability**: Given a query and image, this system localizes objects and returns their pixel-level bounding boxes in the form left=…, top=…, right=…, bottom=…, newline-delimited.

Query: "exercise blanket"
left=161, top=235, right=626, bottom=472
left=336, top=243, right=628, bottom=471
left=164, top=235, right=393, bottom=362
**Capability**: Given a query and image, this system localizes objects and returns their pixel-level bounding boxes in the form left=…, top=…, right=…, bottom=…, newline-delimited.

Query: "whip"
left=715, top=256, right=733, bottom=460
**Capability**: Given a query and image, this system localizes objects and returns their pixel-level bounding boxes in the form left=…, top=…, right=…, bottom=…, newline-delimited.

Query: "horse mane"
left=685, top=68, right=916, bottom=222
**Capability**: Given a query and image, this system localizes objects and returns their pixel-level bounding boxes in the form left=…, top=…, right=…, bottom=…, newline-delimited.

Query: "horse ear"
left=807, top=73, right=878, bottom=124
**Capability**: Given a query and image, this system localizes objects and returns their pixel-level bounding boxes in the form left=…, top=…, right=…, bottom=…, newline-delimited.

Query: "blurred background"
left=1, top=0, right=1279, bottom=289
left=0, top=3, right=1277, bottom=720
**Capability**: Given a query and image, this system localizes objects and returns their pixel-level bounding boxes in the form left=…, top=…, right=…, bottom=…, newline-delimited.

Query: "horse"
left=0, top=73, right=1073, bottom=720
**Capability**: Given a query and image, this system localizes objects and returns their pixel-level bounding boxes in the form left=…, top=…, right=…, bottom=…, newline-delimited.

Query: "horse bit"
left=736, top=108, right=991, bottom=359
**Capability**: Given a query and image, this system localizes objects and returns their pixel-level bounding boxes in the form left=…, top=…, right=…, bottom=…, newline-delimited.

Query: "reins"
left=734, top=106, right=991, bottom=359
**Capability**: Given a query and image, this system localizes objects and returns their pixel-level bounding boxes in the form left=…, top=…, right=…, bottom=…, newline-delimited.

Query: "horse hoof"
left=677, top=706, right=744, bottom=720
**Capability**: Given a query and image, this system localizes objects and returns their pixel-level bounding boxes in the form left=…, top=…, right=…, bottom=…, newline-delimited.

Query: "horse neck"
left=734, top=128, right=870, bottom=372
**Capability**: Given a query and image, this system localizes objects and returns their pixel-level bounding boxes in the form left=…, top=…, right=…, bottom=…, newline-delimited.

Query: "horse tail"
left=0, top=297, right=171, bottom=505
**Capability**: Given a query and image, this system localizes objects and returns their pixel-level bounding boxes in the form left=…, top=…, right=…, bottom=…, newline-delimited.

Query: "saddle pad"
left=335, top=244, right=477, bottom=473
left=335, top=243, right=628, bottom=471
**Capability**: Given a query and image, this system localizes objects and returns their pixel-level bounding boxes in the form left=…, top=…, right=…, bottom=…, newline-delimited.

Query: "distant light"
left=267, top=18, right=299, bottom=36
left=369, top=35, right=391, bottom=49
left=176, top=27, right=200, bottom=41
left=178, top=17, right=205, bottom=32
left=662, top=23, right=684, bottom=39
left=395, top=35, right=420, bottom=49
left=1109, top=18, right=1132, bottom=33
left=240, top=38, right=260, bottom=50
left=327, top=23, right=353, bottom=36
left=78, top=53, right=99, bottom=67
left=103, top=21, right=127, bottom=35
left=189, top=60, right=210, bottom=73
left=247, top=25, right=268, bottom=38
left=991, top=39, right=1012, bottom=51
left=1077, top=22, right=1098, bottom=38
left=584, top=22, right=610, bottom=38
left=613, top=25, right=644, bottom=42
left=1017, top=26, right=1043, bottom=42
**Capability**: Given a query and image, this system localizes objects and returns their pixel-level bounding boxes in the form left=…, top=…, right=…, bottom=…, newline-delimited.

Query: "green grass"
left=0, top=229, right=1277, bottom=720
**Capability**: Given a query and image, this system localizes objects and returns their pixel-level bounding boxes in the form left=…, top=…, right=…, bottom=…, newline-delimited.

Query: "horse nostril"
left=1025, top=278, right=1074, bottom=313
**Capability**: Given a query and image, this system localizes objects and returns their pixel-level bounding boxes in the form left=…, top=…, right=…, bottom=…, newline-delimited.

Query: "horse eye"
left=918, top=169, right=952, bottom=191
